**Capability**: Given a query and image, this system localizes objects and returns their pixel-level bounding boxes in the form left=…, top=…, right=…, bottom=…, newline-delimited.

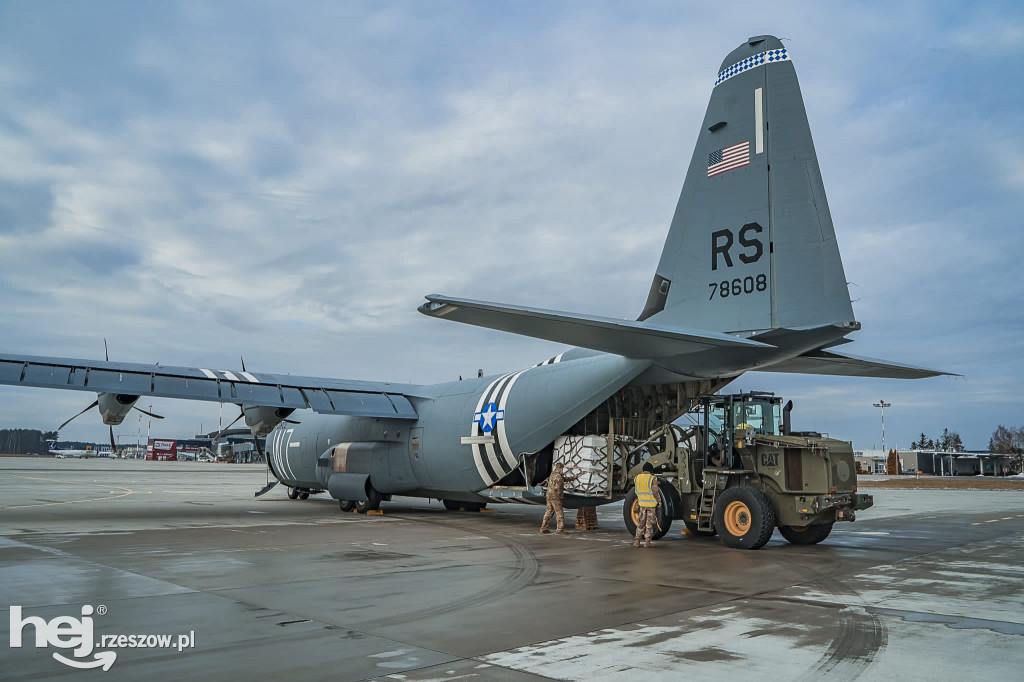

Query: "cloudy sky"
left=1, top=1, right=1021, bottom=451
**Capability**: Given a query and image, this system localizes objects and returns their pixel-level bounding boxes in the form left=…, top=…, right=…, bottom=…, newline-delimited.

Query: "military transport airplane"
left=0, top=35, right=947, bottom=512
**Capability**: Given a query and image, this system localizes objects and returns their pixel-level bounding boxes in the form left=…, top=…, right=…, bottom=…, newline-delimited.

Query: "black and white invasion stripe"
left=471, top=353, right=566, bottom=487
left=534, top=352, right=565, bottom=367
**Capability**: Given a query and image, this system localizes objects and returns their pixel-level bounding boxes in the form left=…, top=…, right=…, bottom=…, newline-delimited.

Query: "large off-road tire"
left=287, top=487, right=300, bottom=500
left=355, top=487, right=382, bottom=513
left=338, top=499, right=356, bottom=512
left=713, top=486, right=776, bottom=550
left=780, top=522, right=834, bottom=545
left=622, top=489, right=672, bottom=540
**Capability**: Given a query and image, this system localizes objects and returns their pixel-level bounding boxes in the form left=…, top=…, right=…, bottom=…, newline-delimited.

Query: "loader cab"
left=699, top=392, right=784, bottom=468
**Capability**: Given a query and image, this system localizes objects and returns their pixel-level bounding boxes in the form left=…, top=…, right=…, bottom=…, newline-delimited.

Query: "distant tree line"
left=909, top=428, right=964, bottom=452
left=0, top=429, right=58, bottom=454
left=989, top=426, right=1024, bottom=455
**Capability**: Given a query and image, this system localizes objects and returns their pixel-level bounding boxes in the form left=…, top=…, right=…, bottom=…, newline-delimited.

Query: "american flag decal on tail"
left=707, top=140, right=750, bottom=177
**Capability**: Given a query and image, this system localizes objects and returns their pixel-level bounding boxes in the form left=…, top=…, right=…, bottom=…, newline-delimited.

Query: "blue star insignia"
left=475, top=402, right=505, bottom=433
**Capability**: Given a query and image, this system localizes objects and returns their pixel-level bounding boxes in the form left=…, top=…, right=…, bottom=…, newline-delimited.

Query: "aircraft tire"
left=299, top=492, right=309, bottom=500
left=338, top=500, right=356, bottom=512
left=622, top=489, right=672, bottom=540
left=287, top=487, right=300, bottom=500
left=356, top=487, right=382, bottom=513
left=714, top=486, right=776, bottom=550
left=779, top=522, right=833, bottom=545
left=442, top=499, right=462, bottom=511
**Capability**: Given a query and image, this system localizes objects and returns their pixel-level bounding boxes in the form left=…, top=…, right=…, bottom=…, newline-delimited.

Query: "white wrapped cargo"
left=554, top=435, right=626, bottom=497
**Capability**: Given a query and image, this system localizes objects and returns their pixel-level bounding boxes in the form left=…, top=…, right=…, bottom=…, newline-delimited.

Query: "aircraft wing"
left=418, top=294, right=773, bottom=358
left=0, top=352, right=420, bottom=419
left=754, top=349, right=953, bottom=379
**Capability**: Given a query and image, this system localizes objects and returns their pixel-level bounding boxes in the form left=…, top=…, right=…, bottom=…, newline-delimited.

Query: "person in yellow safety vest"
left=632, top=462, right=663, bottom=548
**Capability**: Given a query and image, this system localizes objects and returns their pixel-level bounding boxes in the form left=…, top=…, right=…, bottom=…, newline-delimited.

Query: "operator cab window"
left=707, top=406, right=726, bottom=466
left=735, top=400, right=781, bottom=436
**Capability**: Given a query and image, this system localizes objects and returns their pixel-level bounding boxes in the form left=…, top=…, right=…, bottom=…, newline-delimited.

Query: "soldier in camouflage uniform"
left=540, top=461, right=577, bottom=534
left=633, top=462, right=663, bottom=548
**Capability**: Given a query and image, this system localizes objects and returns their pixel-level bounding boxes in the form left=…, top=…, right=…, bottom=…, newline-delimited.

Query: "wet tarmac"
left=2, top=458, right=1023, bottom=681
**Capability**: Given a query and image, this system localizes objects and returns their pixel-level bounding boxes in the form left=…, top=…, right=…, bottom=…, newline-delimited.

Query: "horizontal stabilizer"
left=418, top=295, right=772, bottom=358
left=755, top=349, right=953, bottom=379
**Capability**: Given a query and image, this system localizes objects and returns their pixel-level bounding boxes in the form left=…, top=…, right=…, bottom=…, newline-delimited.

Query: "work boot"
left=645, top=541, right=655, bottom=549
left=632, top=540, right=640, bottom=548
left=540, top=528, right=550, bottom=534
left=556, top=529, right=567, bottom=535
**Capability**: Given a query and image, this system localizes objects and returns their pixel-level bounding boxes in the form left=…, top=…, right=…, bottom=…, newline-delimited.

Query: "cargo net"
left=554, top=435, right=631, bottom=497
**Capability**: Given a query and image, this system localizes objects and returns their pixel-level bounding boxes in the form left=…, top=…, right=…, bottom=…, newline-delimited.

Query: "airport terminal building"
left=855, top=449, right=1020, bottom=476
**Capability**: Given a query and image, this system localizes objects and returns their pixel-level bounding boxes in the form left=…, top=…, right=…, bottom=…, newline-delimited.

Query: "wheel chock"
left=479, top=508, right=495, bottom=513
left=681, top=528, right=692, bottom=536
left=574, top=506, right=599, bottom=530
left=366, top=509, right=385, bottom=516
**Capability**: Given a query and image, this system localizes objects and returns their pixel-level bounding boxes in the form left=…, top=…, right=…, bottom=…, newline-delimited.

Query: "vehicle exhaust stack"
left=783, top=400, right=793, bottom=436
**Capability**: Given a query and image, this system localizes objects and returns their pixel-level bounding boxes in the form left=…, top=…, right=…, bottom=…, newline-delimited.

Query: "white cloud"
left=0, top=1, right=1020, bottom=450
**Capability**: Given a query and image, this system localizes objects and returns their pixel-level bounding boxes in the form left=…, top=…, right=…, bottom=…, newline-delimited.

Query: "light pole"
left=873, top=400, right=891, bottom=456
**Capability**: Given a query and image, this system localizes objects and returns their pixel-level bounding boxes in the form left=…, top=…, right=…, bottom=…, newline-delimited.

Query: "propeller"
left=211, top=410, right=245, bottom=441
left=56, top=340, right=165, bottom=435
left=57, top=396, right=165, bottom=432
left=58, top=400, right=100, bottom=431
left=208, top=404, right=279, bottom=496
left=132, top=405, right=164, bottom=419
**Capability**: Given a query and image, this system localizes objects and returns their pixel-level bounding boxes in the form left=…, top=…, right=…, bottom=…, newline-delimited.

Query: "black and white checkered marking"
left=715, top=48, right=789, bottom=87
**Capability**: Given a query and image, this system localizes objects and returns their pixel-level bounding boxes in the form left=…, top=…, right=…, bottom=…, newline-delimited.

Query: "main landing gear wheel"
left=442, top=499, right=462, bottom=511
left=287, top=488, right=299, bottom=500
left=621, top=489, right=672, bottom=540
left=355, top=487, right=383, bottom=513
left=713, top=486, right=776, bottom=550
left=780, top=522, right=834, bottom=545
left=338, top=500, right=356, bottom=512
left=299, top=492, right=309, bottom=500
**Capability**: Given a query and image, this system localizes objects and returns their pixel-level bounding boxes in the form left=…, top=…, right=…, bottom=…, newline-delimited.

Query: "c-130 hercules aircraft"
left=1, top=36, right=947, bottom=545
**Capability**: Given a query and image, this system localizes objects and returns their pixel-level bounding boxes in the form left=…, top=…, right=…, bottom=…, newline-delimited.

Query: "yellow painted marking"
left=1, top=473, right=134, bottom=509
left=6, top=488, right=133, bottom=509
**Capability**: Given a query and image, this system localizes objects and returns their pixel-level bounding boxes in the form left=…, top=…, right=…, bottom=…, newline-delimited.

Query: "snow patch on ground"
left=481, top=604, right=824, bottom=681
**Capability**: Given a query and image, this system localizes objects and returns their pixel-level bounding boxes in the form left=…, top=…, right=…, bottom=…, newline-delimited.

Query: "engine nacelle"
left=243, top=405, right=296, bottom=437
left=97, top=393, right=138, bottom=426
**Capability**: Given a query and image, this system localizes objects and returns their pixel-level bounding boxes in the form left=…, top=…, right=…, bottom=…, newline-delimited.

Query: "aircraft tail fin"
left=639, top=35, right=855, bottom=335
